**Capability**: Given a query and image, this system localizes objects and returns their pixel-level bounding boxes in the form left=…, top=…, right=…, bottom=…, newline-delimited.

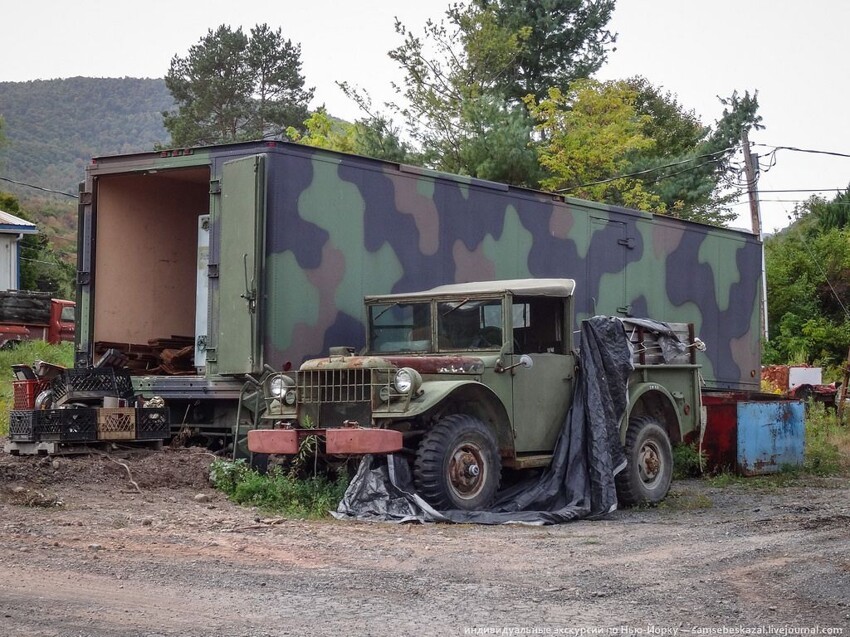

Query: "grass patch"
left=0, top=341, right=74, bottom=436
left=804, top=404, right=850, bottom=475
left=210, top=459, right=349, bottom=518
left=658, top=490, right=713, bottom=511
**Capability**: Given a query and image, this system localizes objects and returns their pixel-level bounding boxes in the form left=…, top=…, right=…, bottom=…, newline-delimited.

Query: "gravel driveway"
left=0, top=446, right=847, bottom=637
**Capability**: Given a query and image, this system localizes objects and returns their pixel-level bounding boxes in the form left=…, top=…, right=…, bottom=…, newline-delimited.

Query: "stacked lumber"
left=94, top=336, right=195, bottom=375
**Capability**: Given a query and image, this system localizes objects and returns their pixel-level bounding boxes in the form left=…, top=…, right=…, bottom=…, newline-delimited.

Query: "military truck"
left=72, top=140, right=761, bottom=449
left=248, top=279, right=702, bottom=509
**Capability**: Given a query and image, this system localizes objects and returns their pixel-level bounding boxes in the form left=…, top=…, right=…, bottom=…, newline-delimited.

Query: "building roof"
left=0, top=210, right=38, bottom=235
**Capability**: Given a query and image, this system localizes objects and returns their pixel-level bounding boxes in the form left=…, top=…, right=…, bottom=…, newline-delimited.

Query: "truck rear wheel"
left=616, top=416, right=673, bottom=507
left=414, top=415, right=501, bottom=511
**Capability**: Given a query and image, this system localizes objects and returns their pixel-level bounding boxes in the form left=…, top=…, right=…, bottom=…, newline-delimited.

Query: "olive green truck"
left=73, top=140, right=762, bottom=507
left=248, top=279, right=703, bottom=509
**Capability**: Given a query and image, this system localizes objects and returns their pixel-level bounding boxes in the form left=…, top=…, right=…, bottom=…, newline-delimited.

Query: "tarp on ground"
left=333, top=316, right=663, bottom=525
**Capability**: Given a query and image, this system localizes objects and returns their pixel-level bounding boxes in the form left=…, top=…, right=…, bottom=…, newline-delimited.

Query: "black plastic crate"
left=9, top=410, right=37, bottom=442
left=10, top=408, right=97, bottom=442
left=37, top=408, right=98, bottom=442
left=52, top=368, right=134, bottom=406
left=136, top=408, right=170, bottom=440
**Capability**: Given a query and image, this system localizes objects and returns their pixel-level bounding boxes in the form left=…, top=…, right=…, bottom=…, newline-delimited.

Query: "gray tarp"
left=333, top=316, right=638, bottom=525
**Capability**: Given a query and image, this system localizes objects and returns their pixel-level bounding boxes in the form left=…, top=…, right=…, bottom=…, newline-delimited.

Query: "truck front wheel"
left=616, top=416, right=673, bottom=506
left=414, top=415, right=501, bottom=511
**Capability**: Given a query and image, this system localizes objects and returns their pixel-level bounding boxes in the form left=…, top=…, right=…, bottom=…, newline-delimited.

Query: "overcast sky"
left=2, top=0, right=848, bottom=232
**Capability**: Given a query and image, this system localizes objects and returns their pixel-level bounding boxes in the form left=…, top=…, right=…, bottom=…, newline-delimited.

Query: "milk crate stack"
left=10, top=367, right=169, bottom=444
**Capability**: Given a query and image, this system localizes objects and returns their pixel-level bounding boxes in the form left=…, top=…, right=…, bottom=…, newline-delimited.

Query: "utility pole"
left=742, top=129, right=769, bottom=341
left=742, top=129, right=762, bottom=237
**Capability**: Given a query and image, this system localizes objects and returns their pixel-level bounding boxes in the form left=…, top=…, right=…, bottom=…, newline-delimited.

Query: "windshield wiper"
left=441, top=297, right=471, bottom=317
left=372, top=302, right=400, bottom=322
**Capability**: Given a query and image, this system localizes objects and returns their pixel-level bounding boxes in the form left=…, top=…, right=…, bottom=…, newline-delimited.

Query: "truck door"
left=509, top=297, right=575, bottom=454
left=587, top=217, right=630, bottom=317
left=209, top=155, right=266, bottom=375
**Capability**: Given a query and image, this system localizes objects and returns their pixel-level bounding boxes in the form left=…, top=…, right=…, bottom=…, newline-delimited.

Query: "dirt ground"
left=0, top=443, right=847, bottom=637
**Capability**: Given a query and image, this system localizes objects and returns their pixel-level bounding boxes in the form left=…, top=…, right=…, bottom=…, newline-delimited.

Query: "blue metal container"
left=736, top=400, right=805, bottom=475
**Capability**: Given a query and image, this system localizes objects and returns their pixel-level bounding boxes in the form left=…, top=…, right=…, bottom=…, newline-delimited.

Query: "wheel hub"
left=448, top=445, right=486, bottom=499
left=638, top=441, right=661, bottom=486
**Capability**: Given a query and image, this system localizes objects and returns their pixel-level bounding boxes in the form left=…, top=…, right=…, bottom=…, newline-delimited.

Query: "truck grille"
left=297, top=368, right=393, bottom=428
left=298, top=368, right=375, bottom=403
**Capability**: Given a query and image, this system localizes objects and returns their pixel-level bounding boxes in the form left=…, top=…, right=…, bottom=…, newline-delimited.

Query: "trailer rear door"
left=211, top=155, right=266, bottom=375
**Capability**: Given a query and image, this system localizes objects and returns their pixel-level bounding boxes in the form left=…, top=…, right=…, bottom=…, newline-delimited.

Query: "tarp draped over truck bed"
left=333, top=316, right=634, bottom=525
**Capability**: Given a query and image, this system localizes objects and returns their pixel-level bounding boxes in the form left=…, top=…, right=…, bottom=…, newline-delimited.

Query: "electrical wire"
left=753, top=143, right=850, bottom=159
left=555, top=146, right=737, bottom=193
left=0, top=175, right=77, bottom=198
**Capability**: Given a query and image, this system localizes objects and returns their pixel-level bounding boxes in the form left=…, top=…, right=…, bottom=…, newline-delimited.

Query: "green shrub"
left=804, top=404, right=850, bottom=475
left=672, top=443, right=705, bottom=479
left=210, top=458, right=349, bottom=518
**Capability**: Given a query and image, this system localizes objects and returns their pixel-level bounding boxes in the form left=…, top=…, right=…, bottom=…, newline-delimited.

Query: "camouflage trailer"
left=75, top=140, right=761, bottom=454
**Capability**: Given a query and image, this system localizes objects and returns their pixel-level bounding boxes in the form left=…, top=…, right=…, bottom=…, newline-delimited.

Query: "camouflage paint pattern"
left=80, top=141, right=761, bottom=391
left=259, top=143, right=760, bottom=390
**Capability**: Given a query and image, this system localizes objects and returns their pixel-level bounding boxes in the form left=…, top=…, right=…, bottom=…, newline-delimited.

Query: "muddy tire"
left=616, top=416, right=673, bottom=506
left=414, top=415, right=501, bottom=511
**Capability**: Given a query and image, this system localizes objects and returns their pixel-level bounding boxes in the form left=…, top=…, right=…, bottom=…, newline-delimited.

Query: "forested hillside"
left=0, top=77, right=173, bottom=196
left=0, top=77, right=173, bottom=260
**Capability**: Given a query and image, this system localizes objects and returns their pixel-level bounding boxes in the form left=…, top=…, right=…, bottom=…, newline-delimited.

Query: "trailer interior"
left=91, top=166, right=210, bottom=373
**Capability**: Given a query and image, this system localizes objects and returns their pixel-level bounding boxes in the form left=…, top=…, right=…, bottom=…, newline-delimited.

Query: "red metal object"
left=325, top=428, right=403, bottom=454
left=248, top=427, right=403, bottom=455
left=247, top=429, right=299, bottom=455
left=701, top=392, right=740, bottom=471
left=12, top=379, right=51, bottom=409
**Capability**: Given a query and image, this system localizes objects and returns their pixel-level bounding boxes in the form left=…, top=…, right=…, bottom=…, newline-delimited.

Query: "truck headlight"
left=393, top=367, right=422, bottom=394
left=266, top=374, right=294, bottom=399
left=283, top=389, right=297, bottom=406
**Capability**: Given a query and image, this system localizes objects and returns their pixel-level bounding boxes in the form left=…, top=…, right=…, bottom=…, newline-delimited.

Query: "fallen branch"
left=98, top=452, right=142, bottom=494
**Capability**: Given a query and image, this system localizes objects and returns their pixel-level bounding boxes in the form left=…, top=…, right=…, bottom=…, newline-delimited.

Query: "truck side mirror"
left=495, top=354, right=534, bottom=374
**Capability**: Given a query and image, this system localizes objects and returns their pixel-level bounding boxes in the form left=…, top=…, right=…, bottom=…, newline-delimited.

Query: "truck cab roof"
left=364, top=279, right=576, bottom=303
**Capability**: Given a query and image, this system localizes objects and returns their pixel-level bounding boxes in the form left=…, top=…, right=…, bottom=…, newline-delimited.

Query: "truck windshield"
left=60, top=306, right=76, bottom=323
left=437, top=299, right=503, bottom=350
left=368, top=302, right=432, bottom=353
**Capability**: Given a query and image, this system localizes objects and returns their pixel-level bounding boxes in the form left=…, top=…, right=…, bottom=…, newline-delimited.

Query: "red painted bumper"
left=247, top=428, right=403, bottom=455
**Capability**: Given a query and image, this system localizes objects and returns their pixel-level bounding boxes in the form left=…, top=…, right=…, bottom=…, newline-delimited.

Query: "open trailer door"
left=209, top=155, right=266, bottom=376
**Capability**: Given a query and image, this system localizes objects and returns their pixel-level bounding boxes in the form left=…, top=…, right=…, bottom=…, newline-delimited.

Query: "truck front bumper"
left=247, top=427, right=403, bottom=455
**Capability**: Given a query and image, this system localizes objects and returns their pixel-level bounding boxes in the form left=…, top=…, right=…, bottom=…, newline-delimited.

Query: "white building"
left=0, top=209, right=38, bottom=291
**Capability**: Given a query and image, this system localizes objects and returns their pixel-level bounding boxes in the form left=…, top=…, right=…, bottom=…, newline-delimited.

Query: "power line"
left=759, top=188, right=849, bottom=193
left=0, top=176, right=77, bottom=198
left=555, top=146, right=738, bottom=193
left=753, top=143, right=850, bottom=160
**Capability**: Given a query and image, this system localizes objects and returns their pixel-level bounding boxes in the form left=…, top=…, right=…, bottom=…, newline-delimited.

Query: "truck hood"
left=300, top=354, right=485, bottom=375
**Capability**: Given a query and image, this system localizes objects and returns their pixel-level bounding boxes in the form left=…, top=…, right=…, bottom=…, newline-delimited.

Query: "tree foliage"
left=287, top=105, right=413, bottom=164
left=387, top=0, right=613, bottom=184
left=476, top=0, right=616, bottom=101
left=625, top=86, right=763, bottom=225
left=163, top=24, right=314, bottom=146
left=0, top=192, right=75, bottom=298
left=765, top=192, right=850, bottom=370
left=526, top=80, right=663, bottom=211
left=385, top=3, right=759, bottom=225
